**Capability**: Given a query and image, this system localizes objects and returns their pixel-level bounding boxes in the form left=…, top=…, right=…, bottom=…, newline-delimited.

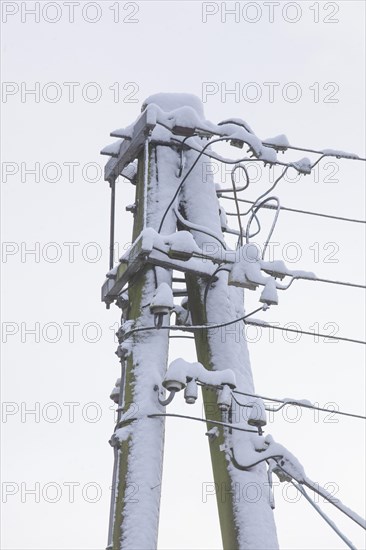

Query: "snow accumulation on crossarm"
left=106, top=92, right=279, bottom=165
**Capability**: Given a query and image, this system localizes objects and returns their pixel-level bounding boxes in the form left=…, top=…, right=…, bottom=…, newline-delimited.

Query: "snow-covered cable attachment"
left=227, top=434, right=366, bottom=531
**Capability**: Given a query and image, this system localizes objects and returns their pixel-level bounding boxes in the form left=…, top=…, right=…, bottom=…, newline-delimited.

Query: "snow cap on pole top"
left=142, top=93, right=204, bottom=117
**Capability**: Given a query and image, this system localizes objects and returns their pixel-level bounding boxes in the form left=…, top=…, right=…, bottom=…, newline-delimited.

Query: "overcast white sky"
left=1, top=1, right=365, bottom=549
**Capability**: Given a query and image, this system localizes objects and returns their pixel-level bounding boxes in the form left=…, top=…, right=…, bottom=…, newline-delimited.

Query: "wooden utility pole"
left=181, top=141, right=279, bottom=549
left=108, top=136, right=179, bottom=549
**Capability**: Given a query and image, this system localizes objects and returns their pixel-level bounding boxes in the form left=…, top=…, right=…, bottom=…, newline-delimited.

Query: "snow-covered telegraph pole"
left=181, top=161, right=279, bottom=547
left=101, top=93, right=366, bottom=550
left=102, top=99, right=184, bottom=549
left=101, top=93, right=279, bottom=549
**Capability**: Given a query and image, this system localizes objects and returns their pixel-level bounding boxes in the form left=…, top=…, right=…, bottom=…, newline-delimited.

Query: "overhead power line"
left=245, top=319, right=366, bottom=345
left=121, top=309, right=365, bottom=346
left=221, top=196, right=366, bottom=225
left=231, top=389, right=366, bottom=420
left=261, top=141, right=366, bottom=162
left=289, top=480, right=357, bottom=550
left=148, top=413, right=258, bottom=433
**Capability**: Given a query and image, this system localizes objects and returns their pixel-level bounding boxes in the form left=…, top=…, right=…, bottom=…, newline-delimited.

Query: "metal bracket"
left=102, top=237, right=217, bottom=306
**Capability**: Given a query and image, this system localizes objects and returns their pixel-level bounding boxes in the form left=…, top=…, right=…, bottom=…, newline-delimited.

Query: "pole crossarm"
left=102, top=107, right=157, bottom=183
left=101, top=232, right=218, bottom=306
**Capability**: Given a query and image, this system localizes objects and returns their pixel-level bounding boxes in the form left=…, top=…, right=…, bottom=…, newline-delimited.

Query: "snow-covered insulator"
left=217, top=384, right=232, bottom=412
left=162, top=377, right=186, bottom=392
left=168, top=248, right=193, bottom=261
left=247, top=398, right=267, bottom=428
left=150, top=283, right=174, bottom=329
left=110, top=378, right=121, bottom=403
left=291, top=157, right=312, bottom=175
left=260, top=277, right=278, bottom=306
left=167, top=245, right=193, bottom=261
left=228, top=244, right=262, bottom=290
left=228, top=262, right=258, bottom=290
left=261, top=260, right=288, bottom=280
left=184, top=379, right=198, bottom=404
left=166, top=231, right=199, bottom=261
left=263, top=134, right=290, bottom=153
left=171, top=124, right=196, bottom=137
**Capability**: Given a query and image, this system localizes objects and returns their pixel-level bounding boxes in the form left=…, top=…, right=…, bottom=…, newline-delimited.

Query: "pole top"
left=142, top=92, right=204, bottom=117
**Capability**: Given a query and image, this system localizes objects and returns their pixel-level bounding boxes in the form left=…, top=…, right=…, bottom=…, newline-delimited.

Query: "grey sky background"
left=1, top=1, right=365, bottom=549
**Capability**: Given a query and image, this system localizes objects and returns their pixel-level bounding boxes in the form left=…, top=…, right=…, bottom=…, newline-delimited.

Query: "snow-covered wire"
left=250, top=166, right=289, bottom=208
left=203, top=266, right=231, bottom=318
left=218, top=163, right=250, bottom=194
left=289, top=480, right=357, bottom=550
left=173, top=207, right=227, bottom=249
left=222, top=197, right=366, bottom=225
left=304, top=277, right=366, bottom=290
left=261, top=141, right=366, bottom=162
left=229, top=448, right=283, bottom=470
left=268, top=273, right=366, bottom=291
left=244, top=319, right=366, bottom=345
left=171, top=136, right=366, bottom=172
left=148, top=413, right=258, bottom=433
left=158, top=136, right=231, bottom=233
left=121, top=306, right=265, bottom=340
left=275, top=462, right=366, bottom=530
left=169, top=335, right=195, bottom=339
left=122, top=308, right=365, bottom=344
left=221, top=164, right=251, bottom=247
left=245, top=196, right=281, bottom=259
left=230, top=390, right=366, bottom=420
